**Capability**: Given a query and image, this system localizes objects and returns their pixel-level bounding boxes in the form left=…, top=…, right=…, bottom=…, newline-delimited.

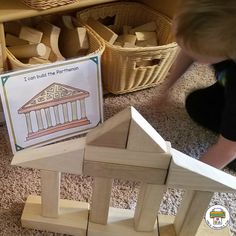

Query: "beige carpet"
left=0, top=63, right=236, bottom=235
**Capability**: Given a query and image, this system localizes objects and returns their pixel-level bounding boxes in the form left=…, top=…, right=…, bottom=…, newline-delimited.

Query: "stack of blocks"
left=11, top=106, right=235, bottom=236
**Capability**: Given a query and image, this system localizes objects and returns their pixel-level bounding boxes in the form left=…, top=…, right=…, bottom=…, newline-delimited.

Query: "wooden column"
left=90, top=177, right=113, bottom=224
left=134, top=183, right=166, bottom=232
left=174, top=189, right=213, bottom=236
left=40, top=170, right=61, bottom=218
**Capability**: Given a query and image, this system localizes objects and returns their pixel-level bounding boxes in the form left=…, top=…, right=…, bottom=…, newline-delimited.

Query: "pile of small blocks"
left=86, top=18, right=158, bottom=48
left=4, top=14, right=89, bottom=65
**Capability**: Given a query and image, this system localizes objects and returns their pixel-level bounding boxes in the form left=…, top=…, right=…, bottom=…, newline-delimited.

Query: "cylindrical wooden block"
left=8, top=43, right=47, bottom=59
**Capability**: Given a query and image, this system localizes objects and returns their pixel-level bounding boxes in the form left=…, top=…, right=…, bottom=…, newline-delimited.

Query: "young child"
left=162, top=0, right=236, bottom=170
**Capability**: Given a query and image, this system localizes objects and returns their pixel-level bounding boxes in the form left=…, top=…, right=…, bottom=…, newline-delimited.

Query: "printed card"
left=0, top=54, right=103, bottom=153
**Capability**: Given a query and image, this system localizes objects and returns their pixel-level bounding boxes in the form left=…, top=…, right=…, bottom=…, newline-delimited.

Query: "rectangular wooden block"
left=86, top=17, right=118, bottom=44
left=90, top=177, right=113, bottom=225
left=129, top=21, right=157, bottom=34
left=5, top=33, right=29, bottom=46
left=136, top=38, right=158, bottom=47
left=135, top=32, right=157, bottom=42
left=21, top=195, right=89, bottom=236
left=85, top=145, right=171, bottom=169
left=40, top=170, right=60, bottom=218
left=84, top=160, right=167, bottom=184
left=19, top=26, right=43, bottom=43
left=88, top=207, right=159, bottom=236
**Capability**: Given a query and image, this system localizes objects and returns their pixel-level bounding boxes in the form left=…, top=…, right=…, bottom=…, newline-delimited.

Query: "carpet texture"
left=0, top=63, right=236, bottom=235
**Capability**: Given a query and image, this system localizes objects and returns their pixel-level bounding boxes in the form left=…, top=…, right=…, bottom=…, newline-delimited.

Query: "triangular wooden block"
left=86, top=107, right=132, bottom=148
left=127, top=107, right=169, bottom=153
left=167, top=148, right=236, bottom=192
left=11, top=137, right=85, bottom=175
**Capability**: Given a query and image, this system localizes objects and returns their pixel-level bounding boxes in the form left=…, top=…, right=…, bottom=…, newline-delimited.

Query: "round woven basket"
left=21, top=0, right=77, bottom=10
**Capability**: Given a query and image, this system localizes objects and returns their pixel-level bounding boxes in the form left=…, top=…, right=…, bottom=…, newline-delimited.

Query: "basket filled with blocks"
left=21, top=0, right=77, bottom=10
left=4, top=15, right=105, bottom=71
left=77, top=2, right=179, bottom=94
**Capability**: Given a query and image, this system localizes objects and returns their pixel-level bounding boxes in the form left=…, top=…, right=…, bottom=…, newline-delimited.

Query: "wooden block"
left=174, top=190, right=213, bottom=236
left=129, top=21, right=157, bottom=34
left=85, top=145, right=171, bottom=169
left=158, top=214, right=231, bottom=236
left=11, top=137, right=85, bottom=175
left=84, top=160, right=167, bottom=184
left=134, top=183, right=166, bottom=232
left=4, top=21, right=22, bottom=35
left=127, top=107, right=169, bottom=153
left=39, top=45, right=51, bottom=60
left=61, top=15, right=75, bottom=30
left=19, top=26, right=43, bottom=43
left=5, top=33, right=29, bottom=46
left=28, top=57, right=50, bottom=64
left=36, top=21, right=64, bottom=62
left=88, top=207, right=159, bottom=236
left=40, top=170, right=60, bottom=218
left=136, top=37, right=158, bottom=47
left=59, top=26, right=88, bottom=58
left=21, top=195, right=89, bottom=236
left=86, top=17, right=118, bottom=44
left=166, top=148, right=236, bottom=192
left=90, top=177, right=113, bottom=225
left=77, top=27, right=89, bottom=49
left=86, top=106, right=132, bottom=148
left=8, top=43, right=47, bottom=59
left=135, top=32, right=157, bottom=42
left=122, top=34, right=137, bottom=45
left=123, top=42, right=136, bottom=48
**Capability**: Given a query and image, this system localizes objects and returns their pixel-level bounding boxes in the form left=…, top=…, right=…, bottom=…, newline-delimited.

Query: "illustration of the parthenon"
left=18, top=83, right=90, bottom=140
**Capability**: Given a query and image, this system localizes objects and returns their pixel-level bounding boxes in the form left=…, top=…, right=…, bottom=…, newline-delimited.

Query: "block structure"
left=11, top=106, right=235, bottom=236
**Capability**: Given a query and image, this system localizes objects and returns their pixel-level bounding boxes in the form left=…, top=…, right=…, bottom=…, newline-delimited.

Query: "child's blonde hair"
left=175, top=0, right=236, bottom=60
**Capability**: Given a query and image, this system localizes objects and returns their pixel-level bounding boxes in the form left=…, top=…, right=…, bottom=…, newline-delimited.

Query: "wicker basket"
left=6, top=27, right=105, bottom=71
left=77, top=2, right=179, bottom=94
left=21, top=0, right=77, bottom=10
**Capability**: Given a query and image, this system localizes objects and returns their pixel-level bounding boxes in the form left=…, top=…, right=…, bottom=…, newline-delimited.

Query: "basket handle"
left=135, top=58, right=162, bottom=68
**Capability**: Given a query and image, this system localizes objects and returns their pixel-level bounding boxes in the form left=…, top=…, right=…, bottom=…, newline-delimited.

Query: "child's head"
left=173, top=0, right=236, bottom=64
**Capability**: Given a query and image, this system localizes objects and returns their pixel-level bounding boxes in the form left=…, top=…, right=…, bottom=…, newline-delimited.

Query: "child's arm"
left=155, top=49, right=194, bottom=108
left=200, top=135, right=236, bottom=169
left=164, top=48, right=194, bottom=90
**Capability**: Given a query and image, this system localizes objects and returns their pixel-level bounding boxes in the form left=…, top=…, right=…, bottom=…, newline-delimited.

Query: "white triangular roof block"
left=127, top=107, right=169, bottom=153
left=167, top=148, right=236, bottom=192
left=11, top=137, right=85, bottom=175
left=86, top=107, right=132, bottom=148
left=86, top=106, right=169, bottom=153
